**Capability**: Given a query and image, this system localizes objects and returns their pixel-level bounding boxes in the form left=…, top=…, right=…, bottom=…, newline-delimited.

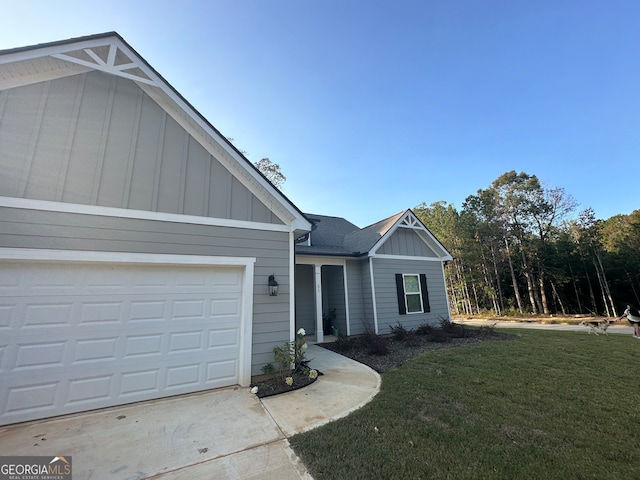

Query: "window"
left=403, top=274, right=422, bottom=313
left=395, top=273, right=430, bottom=315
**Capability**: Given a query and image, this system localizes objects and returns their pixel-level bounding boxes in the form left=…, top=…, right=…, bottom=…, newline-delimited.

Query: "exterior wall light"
left=268, top=274, right=279, bottom=296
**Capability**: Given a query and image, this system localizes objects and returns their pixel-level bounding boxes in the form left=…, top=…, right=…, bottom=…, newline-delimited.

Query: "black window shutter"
left=395, top=274, right=406, bottom=315
left=420, top=274, right=430, bottom=312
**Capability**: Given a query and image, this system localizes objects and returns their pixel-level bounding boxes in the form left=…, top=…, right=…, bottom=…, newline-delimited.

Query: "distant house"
left=295, top=210, right=452, bottom=342
left=0, top=32, right=451, bottom=426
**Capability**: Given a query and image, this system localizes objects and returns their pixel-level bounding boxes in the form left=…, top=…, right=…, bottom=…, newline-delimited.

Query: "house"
left=294, top=211, right=452, bottom=342
left=0, top=32, right=312, bottom=426
left=0, top=33, right=451, bottom=427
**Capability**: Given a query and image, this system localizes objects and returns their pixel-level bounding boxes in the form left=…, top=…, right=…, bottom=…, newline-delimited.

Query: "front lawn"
left=289, top=329, right=640, bottom=479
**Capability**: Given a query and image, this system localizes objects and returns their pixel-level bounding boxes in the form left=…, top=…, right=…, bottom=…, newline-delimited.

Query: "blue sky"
left=2, top=1, right=638, bottom=227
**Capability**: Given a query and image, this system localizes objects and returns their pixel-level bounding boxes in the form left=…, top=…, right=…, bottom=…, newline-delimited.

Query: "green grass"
left=290, top=330, right=640, bottom=480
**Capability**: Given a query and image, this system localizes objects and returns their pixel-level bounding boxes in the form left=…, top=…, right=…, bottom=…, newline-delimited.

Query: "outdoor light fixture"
left=268, top=274, right=279, bottom=296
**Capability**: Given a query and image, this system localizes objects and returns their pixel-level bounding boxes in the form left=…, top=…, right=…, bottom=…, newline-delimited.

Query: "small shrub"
left=273, top=328, right=309, bottom=378
left=261, top=363, right=275, bottom=375
left=362, top=332, right=389, bottom=356
left=415, top=323, right=433, bottom=336
left=427, top=328, right=450, bottom=343
left=389, top=321, right=412, bottom=341
left=438, top=317, right=455, bottom=331
left=478, top=322, right=497, bottom=335
left=439, top=317, right=467, bottom=338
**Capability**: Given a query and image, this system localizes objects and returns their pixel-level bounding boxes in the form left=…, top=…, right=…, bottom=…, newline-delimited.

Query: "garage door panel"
left=80, top=301, right=123, bottom=324
left=74, top=337, right=119, bottom=363
left=120, top=369, right=161, bottom=396
left=173, top=299, right=205, bottom=318
left=208, top=328, right=240, bottom=348
left=5, top=382, right=59, bottom=415
left=67, top=375, right=113, bottom=404
left=0, top=305, right=13, bottom=327
left=23, top=302, right=74, bottom=327
left=0, top=262, right=246, bottom=426
left=14, top=341, right=67, bottom=369
left=206, top=360, right=237, bottom=384
left=168, top=330, right=203, bottom=352
left=165, top=364, right=201, bottom=390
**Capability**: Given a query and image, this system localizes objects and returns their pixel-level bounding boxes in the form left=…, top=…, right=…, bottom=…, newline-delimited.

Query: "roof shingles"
left=297, top=211, right=406, bottom=257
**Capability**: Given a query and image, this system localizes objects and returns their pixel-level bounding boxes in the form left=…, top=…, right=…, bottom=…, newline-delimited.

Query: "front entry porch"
left=295, top=260, right=350, bottom=342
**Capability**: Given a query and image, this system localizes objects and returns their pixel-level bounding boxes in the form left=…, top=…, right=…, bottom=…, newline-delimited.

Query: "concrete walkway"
left=0, top=345, right=380, bottom=479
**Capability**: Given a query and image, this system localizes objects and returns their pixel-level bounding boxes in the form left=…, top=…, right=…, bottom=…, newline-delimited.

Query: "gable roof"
left=0, top=32, right=311, bottom=234
left=296, top=214, right=360, bottom=256
left=343, top=211, right=405, bottom=254
left=296, top=210, right=453, bottom=260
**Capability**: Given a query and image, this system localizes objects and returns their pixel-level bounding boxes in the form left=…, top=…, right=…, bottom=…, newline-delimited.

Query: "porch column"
left=314, top=264, right=324, bottom=342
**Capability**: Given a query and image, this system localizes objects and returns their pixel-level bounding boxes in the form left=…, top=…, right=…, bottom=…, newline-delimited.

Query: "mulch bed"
left=252, top=324, right=510, bottom=397
left=251, top=369, right=322, bottom=398
left=320, top=325, right=512, bottom=373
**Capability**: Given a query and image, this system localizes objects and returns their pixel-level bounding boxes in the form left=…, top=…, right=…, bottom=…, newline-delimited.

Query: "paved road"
left=455, top=318, right=636, bottom=336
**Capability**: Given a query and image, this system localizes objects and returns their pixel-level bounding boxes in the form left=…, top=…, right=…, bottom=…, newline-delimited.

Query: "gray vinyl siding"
left=349, top=259, right=375, bottom=336
left=295, top=264, right=316, bottom=335
left=377, top=228, right=437, bottom=257
left=322, top=265, right=346, bottom=336
left=0, top=206, right=290, bottom=376
left=345, top=259, right=369, bottom=336
left=0, top=71, right=282, bottom=225
left=372, top=258, right=448, bottom=334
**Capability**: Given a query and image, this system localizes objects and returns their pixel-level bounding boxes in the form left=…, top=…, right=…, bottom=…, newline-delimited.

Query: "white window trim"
left=402, top=273, right=424, bottom=315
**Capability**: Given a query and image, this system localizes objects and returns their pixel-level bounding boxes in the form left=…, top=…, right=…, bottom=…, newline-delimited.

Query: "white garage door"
left=0, top=260, right=246, bottom=426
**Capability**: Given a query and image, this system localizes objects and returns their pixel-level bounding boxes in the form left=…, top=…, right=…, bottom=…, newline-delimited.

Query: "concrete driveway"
left=0, top=345, right=380, bottom=479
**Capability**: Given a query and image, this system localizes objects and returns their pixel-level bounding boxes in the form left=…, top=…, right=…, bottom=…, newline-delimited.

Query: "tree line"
left=415, top=171, right=640, bottom=318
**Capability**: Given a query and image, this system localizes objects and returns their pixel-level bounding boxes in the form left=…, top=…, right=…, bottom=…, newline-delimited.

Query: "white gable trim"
left=372, top=254, right=445, bottom=262
left=0, top=196, right=293, bottom=233
left=369, top=210, right=453, bottom=261
left=0, top=33, right=311, bottom=234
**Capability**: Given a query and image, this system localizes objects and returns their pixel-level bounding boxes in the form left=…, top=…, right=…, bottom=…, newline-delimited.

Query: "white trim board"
left=295, top=256, right=348, bottom=267
left=0, top=248, right=256, bottom=266
left=0, top=196, right=293, bottom=233
left=369, top=257, right=379, bottom=334
left=372, top=254, right=446, bottom=262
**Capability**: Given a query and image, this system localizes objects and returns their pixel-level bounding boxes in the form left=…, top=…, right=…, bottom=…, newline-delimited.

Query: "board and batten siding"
left=377, top=228, right=437, bottom=257
left=0, top=71, right=282, bottom=225
left=0, top=206, right=290, bottom=375
left=372, top=257, right=448, bottom=334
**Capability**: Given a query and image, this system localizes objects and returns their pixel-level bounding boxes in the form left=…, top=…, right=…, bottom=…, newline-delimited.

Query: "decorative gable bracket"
left=51, top=42, right=159, bottom=87
left=398, top=211, right=424, bottom=230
